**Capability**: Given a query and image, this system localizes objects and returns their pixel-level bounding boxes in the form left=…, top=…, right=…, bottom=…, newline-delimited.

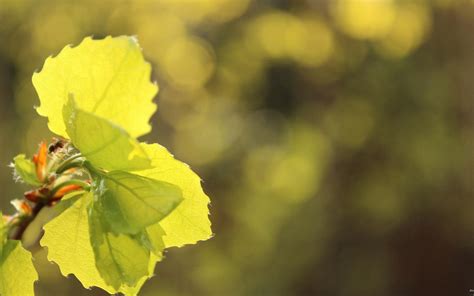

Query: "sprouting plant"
left=0, top=36, right=212, bottom=296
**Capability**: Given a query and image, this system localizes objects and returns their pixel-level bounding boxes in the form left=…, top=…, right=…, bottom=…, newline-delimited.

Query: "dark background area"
left=0, top=0, right=473, bottom=295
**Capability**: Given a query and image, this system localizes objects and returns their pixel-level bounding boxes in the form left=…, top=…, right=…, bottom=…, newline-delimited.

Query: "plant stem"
left=11, top=202, right=46, bottom=241
left=55, top=154, right=84, bottom=174
left=8, top=153, right=92, bottom=241
left=49, top=179, right=91, bottom=197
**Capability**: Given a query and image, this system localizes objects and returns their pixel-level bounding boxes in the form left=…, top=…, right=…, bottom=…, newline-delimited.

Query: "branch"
left=11, top=202, right=46, bottom=241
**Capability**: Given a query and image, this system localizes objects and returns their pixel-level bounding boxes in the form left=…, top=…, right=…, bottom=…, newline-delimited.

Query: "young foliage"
left=0, top=240, right=38, bottom=296
left=97, top=171, right=183, bottom=234
left=33, top=36, right=158, bottom=138
left=136, top=143, right=213, bottom=248
left=0, top=213, right=39, bottom=296
left=1, top=36, right=212, bottom=295
left=63, top=97, right=152, bottom=171
left=12, top=155, right=41, bottom=186
left=89, top=201, right=152, bottom=289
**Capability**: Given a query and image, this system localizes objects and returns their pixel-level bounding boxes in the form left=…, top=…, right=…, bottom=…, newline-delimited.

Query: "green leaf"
left=89, top=202, right=151, bottom=289
left=33, top=35, right=158, bottom=138
left=144, top=223, right=166, bottom=256
left=0, top=212, right=5, bottom=253
left=63, top=97, right=151, bottom=171
left=97, top=170, right=183, bottom=234
left=131, top=223, right=166, bottom=257
left=41, top=193, right=110, bottom=291
left=135, top=143, right=212, bottom=248
left=12, top=154, right=41, bottom=186
left=41, top=192, right=161, bottom=295
left=21, top=192, right=84, bottom=248
left=119, top=252, right=163, bottom=296
left=0, top=240, right=38, bottom=296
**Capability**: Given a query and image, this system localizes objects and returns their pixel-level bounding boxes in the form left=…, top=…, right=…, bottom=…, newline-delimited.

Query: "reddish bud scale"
left=33, top=142, right=48, bottom=182
left=52, top=184, right=83, bottom=200
left=19, top=201, right=32, bottom=215
left=39, top=187, right=50, bottom=195
left=24, top=190, right=41, bottom=203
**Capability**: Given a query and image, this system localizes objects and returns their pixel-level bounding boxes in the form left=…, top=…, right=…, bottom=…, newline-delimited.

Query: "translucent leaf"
left=41, top=192, right=162, bottom=295
left=89, top=202, right=151, bottom=289
left=119, top=253, right=162, bottom=296
left=136, top=143, right=212, bottom=248
left=22, top=192, right=83, bottom=249
left=0, top=240, right=38, bottom=296
left=130, top=223, right=166, bottom=258
left=97, top=170, right=183, bottom=234
left=41, top=193, right=111, bottom=292
left=144, top=223, right=166, bottom=256
left=13, top=154, right=41, bottom=186
left=33, top=35, right=158, bottom=138
left=63, top=97, right=151, bottom=171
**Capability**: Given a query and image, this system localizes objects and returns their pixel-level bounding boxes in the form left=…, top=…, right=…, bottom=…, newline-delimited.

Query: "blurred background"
left=0, top=0, right=473, bottom=295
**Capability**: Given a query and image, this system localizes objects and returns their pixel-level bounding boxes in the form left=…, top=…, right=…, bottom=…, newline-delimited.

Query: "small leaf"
left=135, top=143, right=212, bottom=248
left=89, top=202, right=151, bottom=289
left=63, top=97, right=151, bottom=171
left=97, top=170, right=183, bottom=234
left=0, top=240, right=38, bottom=296
left=41, top=192, right=160, bottom=295
left=13, top=154, right=41, bottom=186
left=33, top=36, right=158, bottom=138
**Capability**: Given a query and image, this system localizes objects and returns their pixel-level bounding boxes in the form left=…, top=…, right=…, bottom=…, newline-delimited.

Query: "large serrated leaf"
left=0, top=240, right=38, bottom=296
left=97, top=170, right=183, bottom=234
left=41, top=192, right=163, bottom=295
left=33, top=35, right=158, bottom=138
left=89, top=202, right=151, bottom=289
left=135, top=143, right=212, bottom=248
left=63, top=97, right=151, bottom=171
left=41, top=192, right=112, bottom=292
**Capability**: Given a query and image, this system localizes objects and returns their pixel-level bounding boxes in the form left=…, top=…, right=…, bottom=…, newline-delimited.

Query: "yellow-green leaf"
left=144, top=223, right=166, bottom=256
left=0, top=240, right=38, bottom=296
left=97, top=170, right=183, bottom=234
left=63, top=97, right=151, bottom=171
left=13, top=154, right=41, bottom=186
left=89, top=202, right=151, bottom=289
left=33, top=35, right=158, bottom=138
left=41, top=192, right=161, bottom=295
left=136, top=143, right=213, bottom=248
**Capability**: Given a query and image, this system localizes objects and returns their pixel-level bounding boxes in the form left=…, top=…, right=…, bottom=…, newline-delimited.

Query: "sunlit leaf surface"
left=33, top=36, right=158, bottom=138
